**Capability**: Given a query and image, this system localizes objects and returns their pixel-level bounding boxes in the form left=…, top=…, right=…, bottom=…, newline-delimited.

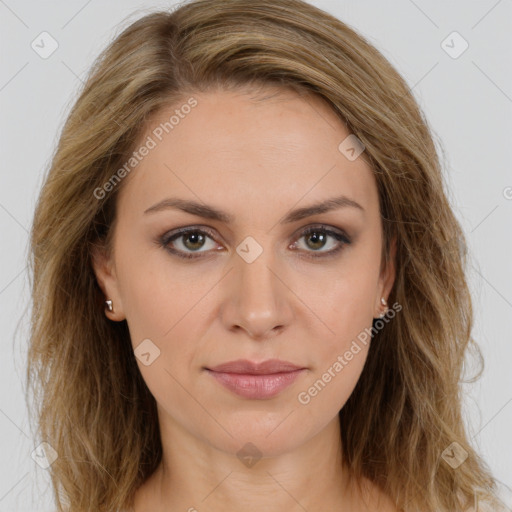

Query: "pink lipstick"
left=205, top=359, right=306, bottom=399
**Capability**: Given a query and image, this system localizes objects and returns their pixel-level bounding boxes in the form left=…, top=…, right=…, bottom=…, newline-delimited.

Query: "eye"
left=159, top=226, right=220, bottom=259
left=158, top=224, right=351, bottom=260
left=290, top=225, right=351, bottom=259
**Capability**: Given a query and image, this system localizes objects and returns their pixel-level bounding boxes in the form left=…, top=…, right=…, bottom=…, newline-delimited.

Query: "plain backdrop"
left=0, top=0, right=511, bottom=510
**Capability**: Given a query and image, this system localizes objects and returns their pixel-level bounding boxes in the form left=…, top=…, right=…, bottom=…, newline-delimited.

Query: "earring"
left=379, top=297, right=388, bottom=318
left=105, top=299, right=113, bottom=312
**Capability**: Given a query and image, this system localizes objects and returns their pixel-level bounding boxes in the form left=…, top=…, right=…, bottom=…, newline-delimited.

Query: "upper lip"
left=206, top=359, right=305, bottom=375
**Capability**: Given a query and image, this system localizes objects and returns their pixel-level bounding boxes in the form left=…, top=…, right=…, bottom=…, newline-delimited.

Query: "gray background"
left=1, top=0, right=511, bottom=510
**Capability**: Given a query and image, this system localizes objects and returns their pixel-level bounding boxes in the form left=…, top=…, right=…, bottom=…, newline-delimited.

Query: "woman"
left=26, top=0, right=504, bottom=510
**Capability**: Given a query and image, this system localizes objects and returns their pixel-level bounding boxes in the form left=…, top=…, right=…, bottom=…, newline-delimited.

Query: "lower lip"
left=206, top=369, right=305, bottom=399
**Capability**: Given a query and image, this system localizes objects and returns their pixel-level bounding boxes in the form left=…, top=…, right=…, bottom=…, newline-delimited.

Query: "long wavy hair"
left=26, top=0, right=502, bottom=510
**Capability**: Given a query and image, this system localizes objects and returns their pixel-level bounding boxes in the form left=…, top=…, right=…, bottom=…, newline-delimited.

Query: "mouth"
left=204, top=359, right=307, bottom=400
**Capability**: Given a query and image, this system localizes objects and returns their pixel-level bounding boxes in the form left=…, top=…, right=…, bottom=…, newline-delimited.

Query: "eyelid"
left=159, top=225, right=223, bottom=256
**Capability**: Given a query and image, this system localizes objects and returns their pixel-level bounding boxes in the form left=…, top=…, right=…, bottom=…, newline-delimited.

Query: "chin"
left=203, top=409, right=319, bottom=459
left=216, top=429, right=305, bottom=461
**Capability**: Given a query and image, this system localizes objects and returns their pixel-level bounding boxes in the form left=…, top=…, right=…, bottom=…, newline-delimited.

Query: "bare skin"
left=93, top=86, right=397, bottom=512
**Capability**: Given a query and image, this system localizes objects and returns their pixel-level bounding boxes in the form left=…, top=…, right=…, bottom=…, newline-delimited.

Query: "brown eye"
left=291, top=225, right=351, bottom=258
left=181, top=232, right=207, bottom=251
left=159, top=224, right=351, bottom=261
left=160, top=227, right=219, bottom=259
left=304, top=231, right=328, bottom=250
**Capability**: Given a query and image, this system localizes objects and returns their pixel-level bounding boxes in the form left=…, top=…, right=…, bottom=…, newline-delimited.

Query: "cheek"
left=117, top=258, right=206, bottom=424
left=114, top=226, right=207, bottom=341
left=312, top=351, right=370, bottom=423
left=297, top=252, right=379, bottom=406
left=304, top=255, right=380, bottom=348
left=118, top=269, right=206, bottom=379
left=114, top=238, right=216, bottom=399
left=296, top=271, right=375, bottom=414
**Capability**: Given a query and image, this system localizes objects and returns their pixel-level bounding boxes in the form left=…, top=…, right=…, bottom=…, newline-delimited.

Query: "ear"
left=91, top=243, right=126, bottom=321
left=374, top=234, right=397, bottom=318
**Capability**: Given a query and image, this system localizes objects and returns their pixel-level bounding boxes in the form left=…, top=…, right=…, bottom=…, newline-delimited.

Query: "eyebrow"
left=143, top=195, right=365, bottom=224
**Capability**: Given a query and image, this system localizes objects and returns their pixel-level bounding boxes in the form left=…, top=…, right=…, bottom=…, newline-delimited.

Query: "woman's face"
left=93, top=86, right=395, bottom=457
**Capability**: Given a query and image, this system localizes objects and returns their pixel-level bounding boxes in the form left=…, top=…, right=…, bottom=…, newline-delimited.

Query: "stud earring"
left=105, top=299, right=113, bottom=312
left=379, top=297, right=388, bottom=318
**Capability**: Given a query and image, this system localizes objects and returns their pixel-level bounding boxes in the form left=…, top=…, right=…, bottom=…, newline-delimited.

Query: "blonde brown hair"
left=27, top=0, right=503, bottom=510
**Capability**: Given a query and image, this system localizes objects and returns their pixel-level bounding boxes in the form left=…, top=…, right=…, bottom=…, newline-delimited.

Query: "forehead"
left=117, top=87, right=379, bottom=224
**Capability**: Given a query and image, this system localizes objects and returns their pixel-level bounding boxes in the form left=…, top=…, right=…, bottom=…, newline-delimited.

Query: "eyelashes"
left=158, top=224, right=352, bottom=260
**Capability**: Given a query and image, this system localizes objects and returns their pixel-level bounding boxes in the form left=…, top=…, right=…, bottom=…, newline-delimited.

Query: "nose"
left=221, top=247, right=294, bottom=340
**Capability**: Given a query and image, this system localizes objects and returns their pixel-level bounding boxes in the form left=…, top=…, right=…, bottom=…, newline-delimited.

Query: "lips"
left=205, top=359, right=306, bottom=399
left=207, top=359, right=304, bottom=375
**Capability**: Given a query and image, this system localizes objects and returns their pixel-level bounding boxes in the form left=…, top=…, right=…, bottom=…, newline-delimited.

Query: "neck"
left=132, top=414, right=360, bottom=512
